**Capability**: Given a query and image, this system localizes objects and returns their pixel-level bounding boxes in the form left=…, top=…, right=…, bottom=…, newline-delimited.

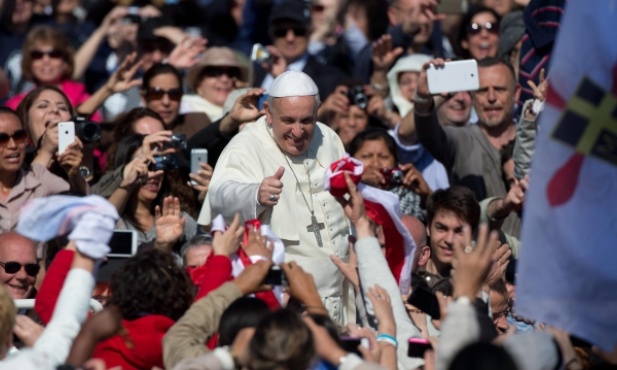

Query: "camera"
left=163, top=134, right=187, bottom=151
left=73, top=116, right=101, bottom=144
left=346, top=86, right=369, bottom=110
left=149, top=155, right=179, bottom=171
left=380, top=168, right=404, bottom=188
left=251, top=44, right=273, bottom=65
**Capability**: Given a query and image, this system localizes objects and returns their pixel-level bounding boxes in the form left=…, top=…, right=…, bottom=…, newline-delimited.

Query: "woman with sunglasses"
left=0, top=108, right=71, bottom=233
left=5, top=26, right=102, bottom=122
left=109, top=133, right=198, bottom=255
left=183, top=47, right=249, bottom=122
left=455, top=5, right=501, bottom=61
left=142, top=63, right=211, bottom=140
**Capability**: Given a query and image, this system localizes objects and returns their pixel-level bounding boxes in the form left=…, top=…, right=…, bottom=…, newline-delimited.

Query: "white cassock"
left=198, top=116, right=353, bottom=324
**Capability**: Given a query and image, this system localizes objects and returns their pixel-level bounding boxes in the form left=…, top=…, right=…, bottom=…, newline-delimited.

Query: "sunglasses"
left=0, top=261, right=40, bottom=277
left=203, top=67, right=242, bottom=79
left=30, top=49, right=63, bottom=60
left=467, top=22, right=499, bottom=36
left=312, top=4, right=325, bottom=12
left=145, top=87, right=182, bottom=102
left=272, top=26, right=308, bottom=38
left=0, top=129, right=28, bottom=148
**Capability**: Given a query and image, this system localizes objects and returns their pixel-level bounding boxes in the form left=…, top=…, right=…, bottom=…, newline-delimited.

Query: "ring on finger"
left=269, top=194, right=276, bottom=201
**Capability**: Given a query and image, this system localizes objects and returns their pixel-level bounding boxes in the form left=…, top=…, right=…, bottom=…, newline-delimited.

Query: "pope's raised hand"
left=258, top=166, right=285, bottom=207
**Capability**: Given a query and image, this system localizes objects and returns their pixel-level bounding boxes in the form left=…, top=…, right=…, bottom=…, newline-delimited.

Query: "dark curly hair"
left=108, top=249, right=193, bottom=321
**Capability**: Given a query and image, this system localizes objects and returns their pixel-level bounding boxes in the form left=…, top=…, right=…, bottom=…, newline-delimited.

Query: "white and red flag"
left=516, top=0, right=617, bottom=350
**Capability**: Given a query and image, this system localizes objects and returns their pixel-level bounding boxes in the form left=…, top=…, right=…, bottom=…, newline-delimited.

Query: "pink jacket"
left=5, top=80, right=102, bottom=122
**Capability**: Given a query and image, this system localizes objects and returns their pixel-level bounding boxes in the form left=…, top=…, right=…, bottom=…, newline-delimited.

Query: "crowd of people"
left=0, top=0, right=615, bottom=369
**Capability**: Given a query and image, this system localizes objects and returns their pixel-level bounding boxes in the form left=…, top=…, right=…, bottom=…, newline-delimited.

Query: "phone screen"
left=263, top=266, right=285, bottom=286
left=408, top=338, right=432, bottom=357
left=108, top=230, right=136, bottom=257
left=258, top=94, right=268, bottom=110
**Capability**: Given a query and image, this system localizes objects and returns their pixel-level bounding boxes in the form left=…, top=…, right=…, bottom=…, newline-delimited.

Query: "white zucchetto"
left=269, top=71, right=319, bottom=98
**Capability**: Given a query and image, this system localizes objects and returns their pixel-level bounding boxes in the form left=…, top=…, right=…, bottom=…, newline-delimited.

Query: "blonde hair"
left=0, top=285, right=16, bottom=356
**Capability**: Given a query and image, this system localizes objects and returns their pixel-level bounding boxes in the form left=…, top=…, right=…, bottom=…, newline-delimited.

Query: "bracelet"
left=376, top=333, right=398, bottom=348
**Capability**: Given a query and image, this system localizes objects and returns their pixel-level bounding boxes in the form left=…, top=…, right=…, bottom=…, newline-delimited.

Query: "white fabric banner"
left=515, top=0, right=617, bottom=350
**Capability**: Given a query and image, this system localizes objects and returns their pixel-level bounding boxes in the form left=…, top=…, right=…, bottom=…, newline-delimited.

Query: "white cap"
left=269, top=70, right=319, bottom=98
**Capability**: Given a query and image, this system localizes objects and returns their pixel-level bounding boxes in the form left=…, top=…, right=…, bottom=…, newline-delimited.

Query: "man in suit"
left=253, top=0, right=346, bottom=99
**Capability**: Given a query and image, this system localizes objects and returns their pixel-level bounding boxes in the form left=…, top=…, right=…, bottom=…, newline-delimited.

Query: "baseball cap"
left=269, top=0, right=311, bottom=27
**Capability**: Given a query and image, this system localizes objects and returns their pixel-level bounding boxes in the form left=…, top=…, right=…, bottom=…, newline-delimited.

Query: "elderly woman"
left=182, top=47, right=248, bottom=122
left=0, top=107, right=70, bottom=232
left=5, top=26, right=101, bottom=122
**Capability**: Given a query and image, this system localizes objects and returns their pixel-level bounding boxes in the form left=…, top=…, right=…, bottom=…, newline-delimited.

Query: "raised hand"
left=13, top=315, right=44, bottom=347
left=263, top=46, right=287, bottom=79
left=317, top=85, right=349, bottom=118
left=330, top=238, right=359, bottom=290
left=228, top=88, right=266, bottom=124
left=361, top=166, right=387, bottom=188
left=527, top=68, right=548, bottom=102
left=335, top=172, right=368, bottom=226
left=417, top=58, right=446, bottom=99
left=212, top=213, right=243, bottom=257
left=104, top=52, right=143, bottom=94
left=233, top=259, right=273, bottom=295
left=167, top=36, right=208, bottom=70
left=243, top=226, right=274, bottom=260
left=154, top=196, right=186, bottom=252
left=371, top=34, right=404, bottom=72
left=367, top=285, right=396, bottom=336
left=280, top=261, right=324, bottom=310
left=484, top=243, right=512, bottom=287
left=258, top=166, right=285, bottom=206
left=119, top=154, right=153, bottom=191
left=451, top=224, right=500, bottom=300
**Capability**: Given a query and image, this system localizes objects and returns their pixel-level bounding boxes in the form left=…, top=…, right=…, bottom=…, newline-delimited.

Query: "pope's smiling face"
left=265, top=95, right=318, bottom=156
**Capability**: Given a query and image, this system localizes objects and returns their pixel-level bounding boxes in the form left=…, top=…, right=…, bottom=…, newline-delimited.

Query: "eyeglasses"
left=30, top=49, right=63, bottom=60
left=272, top=26, right=308, bottom=38
left=0, top=261, right=40, bottom=277
left=203, top=67, right=242, bottom=79
left=0, top=129, right=28, bottom=148
left=312, top=4, right=325, bottom=12
left=145, top=87, right=182, bottom=102
left=492, top=305, right=511, bottom=321
left=467, top=22, right=499, bottom=36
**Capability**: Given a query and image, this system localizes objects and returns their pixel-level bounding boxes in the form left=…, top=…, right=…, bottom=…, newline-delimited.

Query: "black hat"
left=137, top=16, right=176, bottom=42
left=269, top=0, right=311, bottom=26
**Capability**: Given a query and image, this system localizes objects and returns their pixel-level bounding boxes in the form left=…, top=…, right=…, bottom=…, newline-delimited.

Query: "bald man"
left=401, top=215, right=430, bottom=272
left=0, top=232, right=39, bottom=299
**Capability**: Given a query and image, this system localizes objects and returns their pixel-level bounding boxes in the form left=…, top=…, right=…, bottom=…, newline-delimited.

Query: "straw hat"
left=185, top=47, right=249, bottom=93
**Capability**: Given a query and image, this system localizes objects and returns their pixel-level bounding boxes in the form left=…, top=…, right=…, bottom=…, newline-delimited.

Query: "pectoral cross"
left=306, top=213, right=325, bottom=248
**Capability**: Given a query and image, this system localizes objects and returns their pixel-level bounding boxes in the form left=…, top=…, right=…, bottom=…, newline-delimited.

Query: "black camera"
left=380, top=168, right=404, bottom=188
left=163, top=134, right=187, bottom=151
left=149, top=155, right=179, bottom=171
left=346, top=86, right=368, bottom=110
left=73, top=116, right=101, bottom=144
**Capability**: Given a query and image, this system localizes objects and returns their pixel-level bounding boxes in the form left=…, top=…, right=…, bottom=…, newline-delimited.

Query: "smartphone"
left=190, top=148, right=208, bottom=185
left=340, top=337, right=369, bottom=356
left=107, top=230, right=137, bottom=258
left=407, top=338, right=432, bottom=358
left=437, top=0, right=469, bottom=14
left=258, top=94, right=268, bottom=110
left=406, top=286, right=441, bottom=319
left=427, top=59, right=479, bottom=94
left=58, top=121, right=75, bottom=155
left=263, top=265, right=286, bottom=286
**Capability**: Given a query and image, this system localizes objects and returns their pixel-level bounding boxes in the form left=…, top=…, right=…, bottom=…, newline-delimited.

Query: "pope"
left=198, top=71, right=353, bottom=323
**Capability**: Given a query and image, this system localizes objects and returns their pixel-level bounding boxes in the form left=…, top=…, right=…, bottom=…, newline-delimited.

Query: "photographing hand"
left=212, top=213, right=243, bottom=257
left=263, top=46, right=287, bottom=78
left=399, top=163, right=432, bottom=199
left=243, top=226, right=274, bottom=260
left=58, top=139, right=84, bottom=178
left=258, top=166, right=285, bottom=207
left=233, top=259, right=273, bottom=295
left=189, top=162, right=213, bottom=203
left=281, top=261, right=323, bottom=308
left=154, top=196, right=186, bottom=251
left=119, top=154, right=152, bottom=190
left=417, top=58, right=446, bottom=99
left=361, top=166, right=387, bottom=188
left=318, top=85, right=349, bottom=118
left=13, top=315, right=44, bottom=347
left=228, top=88, right=266, bottom=124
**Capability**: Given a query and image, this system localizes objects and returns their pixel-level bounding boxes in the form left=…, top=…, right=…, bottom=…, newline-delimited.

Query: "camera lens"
left=75, top=121, right=101, bottom=144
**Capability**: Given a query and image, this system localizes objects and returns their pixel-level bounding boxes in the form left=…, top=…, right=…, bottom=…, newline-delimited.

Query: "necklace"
left=283, top=155, right=325, bottom=248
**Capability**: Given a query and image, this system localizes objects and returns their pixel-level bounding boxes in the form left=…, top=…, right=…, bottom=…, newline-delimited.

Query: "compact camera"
left=346, top=86, right=369, bottom=110
left=381, top=168, right=404, bottom=188
left=149, top=155, right=180, bottom=171
left=251, top=44, right=274, bottom=65
left=163, top=134, right=187, bottom=151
